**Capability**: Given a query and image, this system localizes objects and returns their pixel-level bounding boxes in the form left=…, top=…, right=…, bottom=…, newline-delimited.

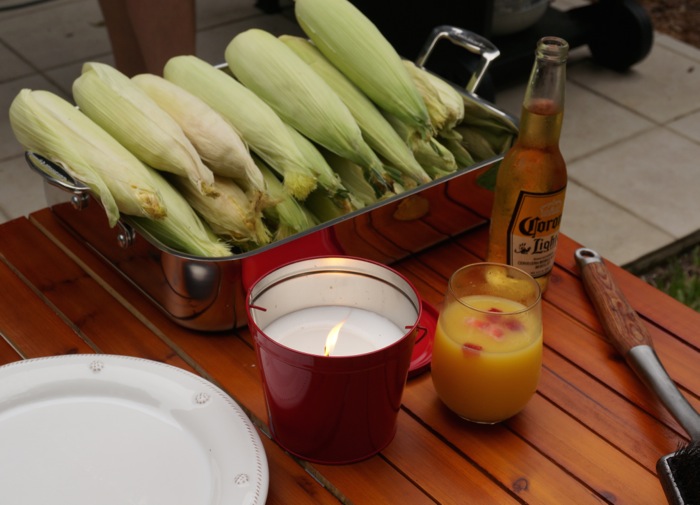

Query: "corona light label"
left=507, top=188, right=566, bottom=279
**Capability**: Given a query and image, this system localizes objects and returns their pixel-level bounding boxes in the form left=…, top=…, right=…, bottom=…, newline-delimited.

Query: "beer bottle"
left=486, top=36, right=569, bottom=293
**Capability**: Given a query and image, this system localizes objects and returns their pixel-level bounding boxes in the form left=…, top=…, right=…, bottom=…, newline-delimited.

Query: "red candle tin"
left=246, top=256, right=422, bottom=464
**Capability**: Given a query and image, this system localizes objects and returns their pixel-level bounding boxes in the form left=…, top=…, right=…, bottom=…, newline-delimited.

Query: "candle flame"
left=323, top=319, right=346, bottom=356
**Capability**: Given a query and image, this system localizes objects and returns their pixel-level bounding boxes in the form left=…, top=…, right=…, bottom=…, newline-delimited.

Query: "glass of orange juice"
left=431, top=262, right=543, bottom=423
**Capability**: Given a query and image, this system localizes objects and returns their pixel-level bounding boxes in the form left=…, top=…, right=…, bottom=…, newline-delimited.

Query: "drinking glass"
left=431, top=262, right=543, bottom=423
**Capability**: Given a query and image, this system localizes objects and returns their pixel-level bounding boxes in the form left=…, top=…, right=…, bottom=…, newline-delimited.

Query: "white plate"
left=0, top=354, right=268, bottom=505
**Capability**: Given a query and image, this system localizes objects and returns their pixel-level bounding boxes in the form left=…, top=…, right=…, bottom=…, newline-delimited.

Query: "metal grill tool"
left=575, top=247, right=700, bottom=505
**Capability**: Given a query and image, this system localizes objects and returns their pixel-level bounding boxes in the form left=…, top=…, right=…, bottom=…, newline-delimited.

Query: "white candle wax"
left=262, top=306, right=405, bottom=356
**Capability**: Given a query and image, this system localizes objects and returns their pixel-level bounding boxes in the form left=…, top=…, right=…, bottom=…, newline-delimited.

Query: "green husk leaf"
left=9, top=88, right=167, bottom=227
left=131, top=171, right=232, bottom=257
left=163, top=55, right=318, bottom=200
left=170, top=174, right=271, bottom=249
left=255, top=157, right=318, bottom=239
left=383, top=112, right=458, bottom=178
left=281, top=35, right=431, bottom=185
left=283, top=124, right=353, bottom=213
left=73, top=62, right=216, bottom=196
left=131, top=73, right=265, bottom=196
left=226, top=29, right=390, bottom=193
left=294, top=0, right=431, bottom=136
left=439, top=135, right=476, bottom=168
left=322, top=150, right=387, bottom=208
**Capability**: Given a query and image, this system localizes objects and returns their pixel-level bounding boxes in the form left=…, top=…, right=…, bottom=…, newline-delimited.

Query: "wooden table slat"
left=540, top=347, right=684, bottom=470
left=0, top=217, right=196, bottom=371
left=382, top=411, right=522, bottom=504
left=403, top=376, right=608, bottom=504
left=0, top=255, right=94, bottom=358
left=0, top=333, right=21, bottom=365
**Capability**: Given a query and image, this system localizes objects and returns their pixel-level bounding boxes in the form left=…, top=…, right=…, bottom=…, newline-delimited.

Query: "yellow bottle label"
left=507, top=188, right=566, bottom=279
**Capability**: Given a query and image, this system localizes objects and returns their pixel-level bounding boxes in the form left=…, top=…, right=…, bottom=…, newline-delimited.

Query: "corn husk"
left=453, top=125, right=499, bottom=161
left=72, top=62, right=216, bottom=196
left=383, top=112, right=458, bottom=178
left=458, top=124, right=515, bottom=159
left=461, top=98, right=519, bottom=135
left=129, top=171, right=231, bottom=258
left=131, top=73, right=265, bottom=196
left=415, top=139, right=460, bottom=179
left=294, top=0, right=431, bottom=137
left=322, top=150, right=384, bottom=208
left=255, top=158, right=318, bottom=240
left=304, top=187, right=350, bottom=222
left=225, top=29, right=390, bottom=196
left=9, top=89, right=167, bottom=227
left=459, top=95, right=517, bottom=158
left=439, top=135, right=476, bottom=168
left=282, top=124, right=353, bottom=213
left=163, top=55, right=318, bottom=201
left=281, top=35, right=431, bottom=186
left=170, top=174, right=271, bottom=249
left=402, top=60, right=465, bottom=134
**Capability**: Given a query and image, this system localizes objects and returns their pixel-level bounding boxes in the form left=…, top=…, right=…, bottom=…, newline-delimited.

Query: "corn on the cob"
left=283, top=124, right=353, bottom=213
left=456, top=98, right=516, bottom=161
left=453, top=125, right=499, bottom=161
left=322, top=150, right=382, bottom=208
left=294, top=0, right=431, bottom=137
left=304, top=187, right=350, bottom=222
left=129, top=171, right=231, bottom=257
left=255, top=158, right=318, bottom=240
left=402, top=60, right=465, bottom=133
left=461, top=99, right=519, bottom=135
left=281, top=35, right=431, bottom=186
left=415, top=138, right=460, bottom=179
left=383, top=112, right=458, bottom=178
left=440, top=136, right=476, bottom=168
left=73, top=62, right=217, bottom=197
left=163, top=55, right=318, bottom=201
left=9, top=88, right=167, bottom=227
left=170, top=174, right=271, bottom=249
left=460, top=123, right=515, bottom=156
left=225, top=29, right=390, bottom=196
left=131, top=73, right=265, bottom=196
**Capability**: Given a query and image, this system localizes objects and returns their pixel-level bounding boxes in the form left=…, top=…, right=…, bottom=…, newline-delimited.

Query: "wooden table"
left=1, top=208, right=698, bottom=504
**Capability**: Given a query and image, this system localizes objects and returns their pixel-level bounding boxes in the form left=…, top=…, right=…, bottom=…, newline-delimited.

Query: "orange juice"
left=431, top=294, right=543, bottom=423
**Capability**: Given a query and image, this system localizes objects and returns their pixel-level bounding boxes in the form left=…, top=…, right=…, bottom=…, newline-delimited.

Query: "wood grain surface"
left=0, top=209, right=698, bottom=504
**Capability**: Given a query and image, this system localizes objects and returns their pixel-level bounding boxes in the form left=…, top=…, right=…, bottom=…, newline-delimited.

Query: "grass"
left=639, top=244, right=700, bottom=312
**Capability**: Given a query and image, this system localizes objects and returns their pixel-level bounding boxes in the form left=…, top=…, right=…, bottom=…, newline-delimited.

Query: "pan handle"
left=26, top=151, right=90, bottom=209
left=414, top=25, right=500, bottom=94
left=25, top=152, right=137, bottom=249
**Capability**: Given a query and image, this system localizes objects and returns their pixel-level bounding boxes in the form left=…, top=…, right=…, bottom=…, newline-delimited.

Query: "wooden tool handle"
left=574, top=248, right=652, bottom=355
left=576, top=248, right=700, bottom=441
